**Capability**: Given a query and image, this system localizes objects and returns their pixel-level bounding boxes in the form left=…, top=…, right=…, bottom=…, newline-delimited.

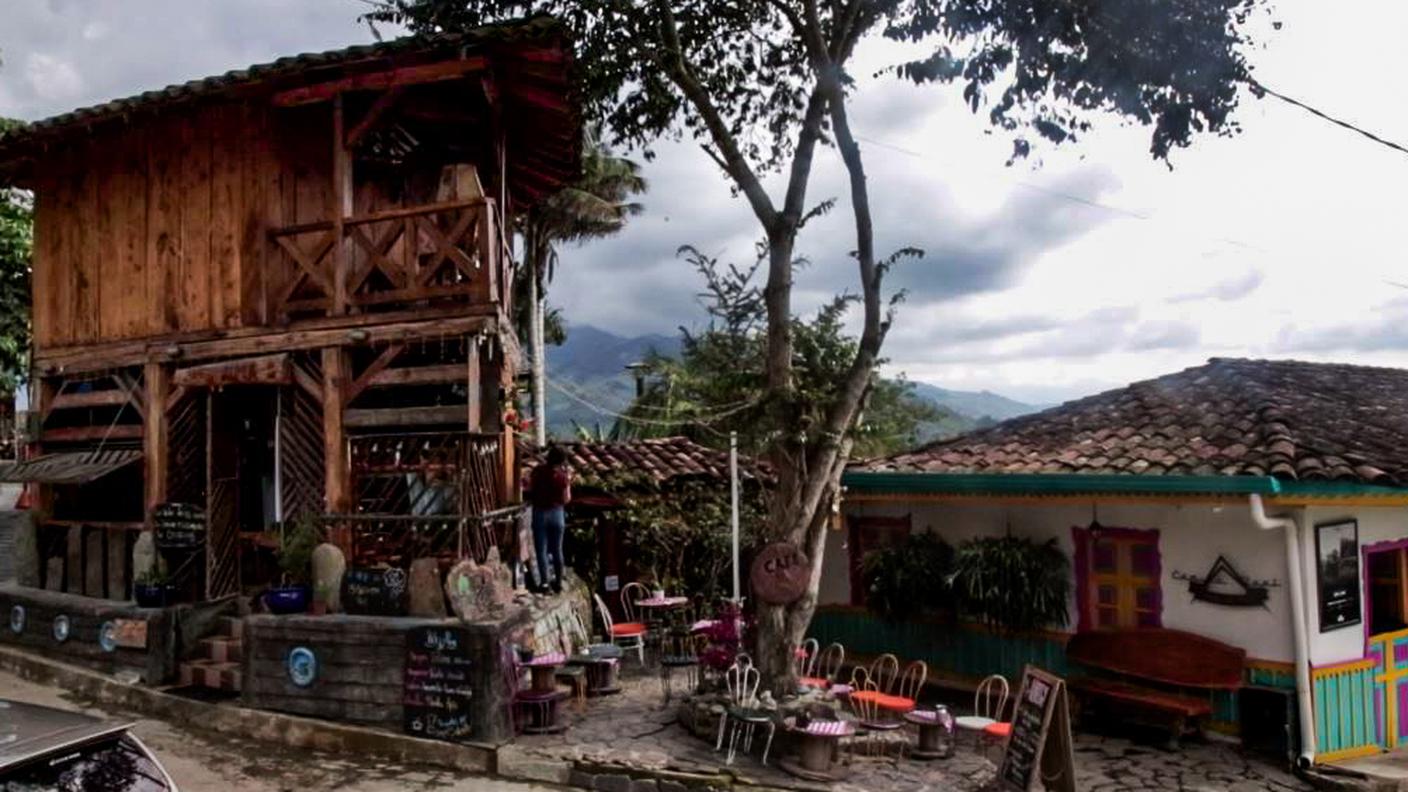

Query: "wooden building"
left=0, top=18, right=580, bottom=602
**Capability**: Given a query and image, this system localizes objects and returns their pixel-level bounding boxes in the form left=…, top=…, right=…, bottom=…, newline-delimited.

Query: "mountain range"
left=542, top=325, right=1047, bottom=443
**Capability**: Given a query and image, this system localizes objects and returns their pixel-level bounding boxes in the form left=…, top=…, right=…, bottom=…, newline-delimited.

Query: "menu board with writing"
left=153, top=503, right=206, bottom=550
left=998, top=666, right=1075, bottom=792
left=403, top=625, right=474, bottom=740
left=341, top=566, right=407, bottom=616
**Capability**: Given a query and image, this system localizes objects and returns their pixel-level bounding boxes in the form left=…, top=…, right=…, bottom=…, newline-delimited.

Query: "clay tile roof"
left=857, top=358, right=1408, bottom=486
left=523, top=437, right=764, bottom=487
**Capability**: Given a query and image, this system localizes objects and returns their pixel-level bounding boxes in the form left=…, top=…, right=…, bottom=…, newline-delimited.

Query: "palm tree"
left=518, top=142, right=647, bottom=444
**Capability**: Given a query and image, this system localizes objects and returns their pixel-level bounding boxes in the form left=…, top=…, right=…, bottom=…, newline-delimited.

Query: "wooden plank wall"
left=31, top=100, right=336, bottom=351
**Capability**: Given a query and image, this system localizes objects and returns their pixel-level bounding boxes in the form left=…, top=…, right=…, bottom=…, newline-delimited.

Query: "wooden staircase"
left=179, top=616, right=243, bottom=693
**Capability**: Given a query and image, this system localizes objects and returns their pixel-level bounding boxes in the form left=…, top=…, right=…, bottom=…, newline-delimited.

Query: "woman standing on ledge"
left=528, top=446, right=572, bottom=594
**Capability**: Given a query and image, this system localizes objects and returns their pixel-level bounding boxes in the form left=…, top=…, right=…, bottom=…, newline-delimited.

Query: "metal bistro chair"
left=794, top=638, right=819, bottom=678
left=878, top=659, right=927, bottom=717
left=715, top=657, right=776, bottom=766
left=799, top=642, right=845, bottom=690
left=593, top=592, right=646, bottom=665
left=660, top=629, right=706, bottom=705
left=868, top=653, right=900, bottom=696
left=853, top=676, right=906, bottom=758
left=955, top=674, right=1010, bottom=749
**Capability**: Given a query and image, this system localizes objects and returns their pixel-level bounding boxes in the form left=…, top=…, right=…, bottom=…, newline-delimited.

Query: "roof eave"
left=840, top=471, right=1408, bottom=503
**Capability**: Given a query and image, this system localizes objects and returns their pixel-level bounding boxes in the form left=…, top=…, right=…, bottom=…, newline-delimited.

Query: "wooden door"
left=206, top=392, right=240, bottom=599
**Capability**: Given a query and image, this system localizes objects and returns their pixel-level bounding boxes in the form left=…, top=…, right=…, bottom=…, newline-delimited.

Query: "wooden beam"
left=271, top=57, right=489, bottom=106
left=332, top=93, right=351, bottom=316
left=466, top=342, right=482, bottom=433
left=48, top=389, right=131, bottom=411
left=268, top=197, right=487, bottom=238
left=322, top=347, right=350, bottom=513
left=346, top=87, right=405, bottom=148
left=344, top=405, right=468, bottom=429
left=366, top=363, right=464, bottom=388
left=173, top=353, right=293, bottom=388
left=34, top=309, right=501, bottom=374
left=346, top=344, right=404, bottom=404
left=42, top=424, right=144, bottom=444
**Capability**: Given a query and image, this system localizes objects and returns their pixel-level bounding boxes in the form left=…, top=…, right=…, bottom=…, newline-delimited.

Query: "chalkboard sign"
left=153, top=502, right=206, bottom=550
left=403, top=625, right=474, bottom=740
left=341, top=566, right=408, bottom=616
left=998, top=666, right=1075, bottom=792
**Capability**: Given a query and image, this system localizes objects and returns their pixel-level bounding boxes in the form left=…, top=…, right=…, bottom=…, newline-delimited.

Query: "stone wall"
left=242, top=610, right=529, bottom=743
left=0, top=583, right=233, bottom=683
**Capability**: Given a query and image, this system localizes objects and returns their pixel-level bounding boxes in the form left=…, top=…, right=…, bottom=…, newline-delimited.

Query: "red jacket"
left=529, top=464, right=571, bottom=509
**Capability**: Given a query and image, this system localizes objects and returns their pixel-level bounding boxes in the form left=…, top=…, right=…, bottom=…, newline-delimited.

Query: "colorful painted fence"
left=1311, top=657, right=1380, bottom=763
left=808, top=606, right=1069, bottom=684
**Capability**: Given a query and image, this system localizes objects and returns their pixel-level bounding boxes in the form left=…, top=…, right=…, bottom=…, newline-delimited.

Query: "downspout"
left=1250, top=493, right=1316, bottom=768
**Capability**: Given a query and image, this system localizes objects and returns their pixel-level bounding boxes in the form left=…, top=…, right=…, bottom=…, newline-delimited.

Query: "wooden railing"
left=319, top=505, right=526, bottom=569
left=1311, top=656, right=1380, bottom=762
left=268, top=198, right=508, bottom=320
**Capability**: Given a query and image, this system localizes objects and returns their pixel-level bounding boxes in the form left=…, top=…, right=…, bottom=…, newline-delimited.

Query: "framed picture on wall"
left=1315, top=519, right=1362, bottom=632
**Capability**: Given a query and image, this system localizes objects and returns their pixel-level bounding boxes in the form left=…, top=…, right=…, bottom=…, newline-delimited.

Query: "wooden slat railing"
left=1311, top=656, right=1380, bottom=762
left=268, top=198, right=505, bottom=320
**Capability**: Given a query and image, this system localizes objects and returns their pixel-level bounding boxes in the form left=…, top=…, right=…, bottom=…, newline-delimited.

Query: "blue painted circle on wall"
left=98, top=621, right=117, bottom=653
left=287, top=647, right=317, bottom=687
left=52, top=615, right=70, bottom=643
left=8, top=605, right=24, bottom=634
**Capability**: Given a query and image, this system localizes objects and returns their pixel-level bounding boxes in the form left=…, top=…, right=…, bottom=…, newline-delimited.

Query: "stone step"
left=180, top=659, right=241, bottom=692
left=199, top=636, right=243, bottom=664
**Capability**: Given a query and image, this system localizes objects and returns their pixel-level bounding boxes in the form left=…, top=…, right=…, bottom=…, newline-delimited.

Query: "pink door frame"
left=1362, top=538, right=1408, bottom=655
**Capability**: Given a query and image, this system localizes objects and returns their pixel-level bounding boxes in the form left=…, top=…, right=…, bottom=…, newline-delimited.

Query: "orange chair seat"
left=611, top=622, right=647, bottom=637
left=799, top=676, right=829, bottom=689
left=876, top=694, right=915, bottom=712
left=984, top=722, right=1012, bottom=739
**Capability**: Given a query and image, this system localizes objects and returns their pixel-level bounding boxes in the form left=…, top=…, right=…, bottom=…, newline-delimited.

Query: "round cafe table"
left=524, top=651, right=567, bottom=693
left=517, top=651, right=570, bottom=734
left=778, top=717, right=854, bottom=782
left=904, top=706, right=956, bottom=760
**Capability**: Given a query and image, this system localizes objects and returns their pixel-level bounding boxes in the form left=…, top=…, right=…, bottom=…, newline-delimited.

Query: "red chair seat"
left=799, top=676, right=829, bottom=689
left=876, top=694, right=915, bottom=712
left=611, top=622, right=647, bottom=637
left=984, top=721, right=1012, bottom=739
left=849, top=690, right=883, bottom=704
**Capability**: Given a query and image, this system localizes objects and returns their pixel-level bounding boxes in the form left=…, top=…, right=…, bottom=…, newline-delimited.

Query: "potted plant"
left=134, top=565, right=172, bottom=608
left=264, top=516, right=318, bottom=615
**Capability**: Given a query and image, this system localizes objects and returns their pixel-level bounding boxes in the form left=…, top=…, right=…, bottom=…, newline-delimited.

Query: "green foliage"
left=0, top=116, right=31, bottom=394
left=949, top=536, right=1070, bottom=633
left=613, top=479, right=764, bottom=600
left=275, top=516, right=321, bottom=586
left=618, top=248, right=944, bottom=458
left=860, top=532, right=955, bottom=622
left=365, top=1, right=1265, bottom=170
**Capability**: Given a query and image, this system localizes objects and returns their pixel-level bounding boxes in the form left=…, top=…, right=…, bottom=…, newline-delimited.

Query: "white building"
left=823, top=358, right=1408, bottom=766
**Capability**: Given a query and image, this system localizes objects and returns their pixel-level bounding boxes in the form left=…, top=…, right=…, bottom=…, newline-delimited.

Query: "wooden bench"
left=1066, top=628, right=1244, bottom=744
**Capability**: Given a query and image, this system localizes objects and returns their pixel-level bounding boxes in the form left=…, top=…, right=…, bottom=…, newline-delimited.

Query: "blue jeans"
left=532, top=506, right=566, bottom=587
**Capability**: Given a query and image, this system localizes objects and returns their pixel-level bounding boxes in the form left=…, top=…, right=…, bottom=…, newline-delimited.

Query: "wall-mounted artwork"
left=1172, top=556, right=1278, bottom=608
left=1316, top=519, right=1362, bottom=632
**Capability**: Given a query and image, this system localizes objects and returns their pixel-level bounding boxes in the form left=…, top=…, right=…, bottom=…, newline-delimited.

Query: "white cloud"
left=23, top=53, right=82, bottom=102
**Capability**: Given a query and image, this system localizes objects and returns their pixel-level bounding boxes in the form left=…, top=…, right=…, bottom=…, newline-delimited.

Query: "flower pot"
left=309, top=600, right=328, bottom=616
left=264, top=586, right=311, bottom=615
left=134, top=583, right=167, bottom=608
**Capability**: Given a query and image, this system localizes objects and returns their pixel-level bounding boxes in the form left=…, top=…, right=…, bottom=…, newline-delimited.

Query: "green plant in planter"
left=275, top=515, right=320, bottom=587
left=948, top=536, right=1069, bottom=634
left=861, top=532, right=955, bottom=622
left=134, top=564, right=169, bottom=587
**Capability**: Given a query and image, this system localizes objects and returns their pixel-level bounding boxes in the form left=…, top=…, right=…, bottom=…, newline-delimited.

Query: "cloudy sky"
left=3, top=1, right=1406, bottom=404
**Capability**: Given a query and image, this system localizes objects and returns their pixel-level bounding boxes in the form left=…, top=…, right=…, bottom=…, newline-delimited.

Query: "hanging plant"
left=860, top=532, right=955, bottom=622
left=948, top=536, right=1070, bottom=634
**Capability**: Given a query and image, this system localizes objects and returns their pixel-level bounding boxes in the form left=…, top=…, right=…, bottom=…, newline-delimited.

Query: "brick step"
left=198, top=636, right=243, bottom=664
left=217, top=616, right=245, bottom=641
left=179, top=660, right=241, bottom=692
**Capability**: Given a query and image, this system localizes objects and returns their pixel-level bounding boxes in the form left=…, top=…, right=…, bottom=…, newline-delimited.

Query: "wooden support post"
left=467, top=336, right=482, bottom=433
left=143, top=363, right=169, bottom=526
left=32, top=377, right=58, bottom=515
left=322, top=347, right=351, bottom=517
left=331, top=94, right=352, bottom=316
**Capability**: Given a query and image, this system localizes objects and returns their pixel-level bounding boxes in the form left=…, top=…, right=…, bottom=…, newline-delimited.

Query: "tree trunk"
left=528, top=262, right=547, bottom=446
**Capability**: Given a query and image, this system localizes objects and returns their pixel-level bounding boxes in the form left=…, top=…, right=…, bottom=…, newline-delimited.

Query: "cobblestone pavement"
left=517, top=666, right=1314, bottom=792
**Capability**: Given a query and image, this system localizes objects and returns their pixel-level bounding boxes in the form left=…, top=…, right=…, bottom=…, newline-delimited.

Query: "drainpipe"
left=1249, top=493, right=1316, bottom=768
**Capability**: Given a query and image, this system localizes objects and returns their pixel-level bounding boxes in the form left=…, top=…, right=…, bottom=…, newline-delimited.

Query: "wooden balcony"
left=268, top=198, right=512, bottom=321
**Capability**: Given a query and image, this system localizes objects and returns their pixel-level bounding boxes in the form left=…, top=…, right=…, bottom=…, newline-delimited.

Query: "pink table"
left=524, top=651, right=567, bottom=693
left=780, top=717, right=855, bottom=780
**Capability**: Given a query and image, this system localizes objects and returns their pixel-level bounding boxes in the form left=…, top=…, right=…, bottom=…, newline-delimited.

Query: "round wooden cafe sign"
left=750, top=542, right=811, bottom=605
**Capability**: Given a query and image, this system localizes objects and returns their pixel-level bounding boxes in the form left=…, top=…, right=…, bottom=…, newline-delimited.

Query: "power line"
left=1249, top=78, right=1408, bottom=159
